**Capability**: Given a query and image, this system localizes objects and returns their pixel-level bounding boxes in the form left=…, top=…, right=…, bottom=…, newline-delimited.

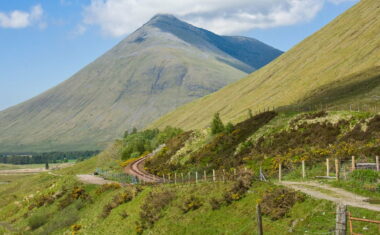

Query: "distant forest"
left=0, top=151, right=100, bottom=165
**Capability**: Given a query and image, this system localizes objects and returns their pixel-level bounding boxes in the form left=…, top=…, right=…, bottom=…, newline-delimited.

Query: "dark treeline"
left=0, top=151, right=100, bottom=165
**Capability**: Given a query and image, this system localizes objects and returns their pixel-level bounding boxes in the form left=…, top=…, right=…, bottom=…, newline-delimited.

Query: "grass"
left=150, top=0, right=380, bottom=130
left=0, top=174, right=31, bottom=185
left=0, top=163, right=71, bottom=171
left=1, top=144, right=379, bottom=234
left=328, top=180, right=380, bottom=202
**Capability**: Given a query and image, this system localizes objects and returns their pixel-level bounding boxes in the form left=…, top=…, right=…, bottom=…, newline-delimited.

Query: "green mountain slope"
left=150, top=0, right=380, bottom=130
left=1, top=110, right=380, bottom=235
left=0, top=15, right=281, bottom=152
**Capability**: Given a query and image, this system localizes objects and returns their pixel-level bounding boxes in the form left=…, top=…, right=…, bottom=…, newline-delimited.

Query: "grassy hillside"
left=150, top=0, right=380, bottom=130
left=1, top=110, right=380, bottom=234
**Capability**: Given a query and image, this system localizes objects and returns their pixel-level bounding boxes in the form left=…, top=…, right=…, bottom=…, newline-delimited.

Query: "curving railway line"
left=124, top=145, right=164, bottom=183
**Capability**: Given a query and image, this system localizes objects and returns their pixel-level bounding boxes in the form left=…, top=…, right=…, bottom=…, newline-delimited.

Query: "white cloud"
left=0, top=5, right=44, bottom=29
left=83, top=0, right=356, bottom=37
left=328, top=0, right=356, bottom=4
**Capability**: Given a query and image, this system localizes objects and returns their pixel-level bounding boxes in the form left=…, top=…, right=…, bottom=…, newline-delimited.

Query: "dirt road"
left=76, top=174, right=117, bottom=185
left=280, top=181, right=380, bottom=211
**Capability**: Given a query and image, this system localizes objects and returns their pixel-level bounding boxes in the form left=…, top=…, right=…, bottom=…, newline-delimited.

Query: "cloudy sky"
left=0, top=0, right=358, bottom=111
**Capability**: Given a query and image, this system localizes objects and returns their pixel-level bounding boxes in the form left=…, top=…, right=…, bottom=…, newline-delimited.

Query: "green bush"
left=40, top=206, right=79, bottom=235
left=350, top=169, right=379, bottom=183
left=261, top=188, right=306, bottom=220
left=209, top=197, right=223, bottom=210
left=28, top=211, right=48, bottom=230
left=121, top=127, right=182, bottom=160
left=181, top=196, right=203, bottom=213
left=139, top=190, right=175, bottom=229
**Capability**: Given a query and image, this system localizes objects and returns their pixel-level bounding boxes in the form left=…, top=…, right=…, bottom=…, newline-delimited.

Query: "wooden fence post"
left=213, top=169, right=216, bottom=182
left=343, top=167, right=347, bottom=181
left=256, top=204, right=263, bottom=235
left=222, top=169, right=225, bottom=182
left=233, top=168, right=237, bottom=180
left=181, top=173, right=184, bottom=183
left=278, top=163, right=282, bottom=182
left=195, top=171, right=198, bottom=184
left=376, top=156, right=379, bottom=172
left=336, top=203, right=347, bottom=235
left=351, top=156, right=356, bottom=171
left=326, top=158, right=330, bottom=177
left=335, top=159, right=340, bottom=180
left=163, top=174, right=166, bottom=183
left=188, top=172, right=191, bottom=183
left=168, top=174, right=171, bottom=183
left=204, top=170, right=207, bottom=181
left=302, top=160, right=306, bottom=179
left=174, top=173, right=177, bottom=184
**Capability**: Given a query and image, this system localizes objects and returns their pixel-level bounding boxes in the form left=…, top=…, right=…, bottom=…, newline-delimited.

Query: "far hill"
left=150, top=0, right=380, bottom=130
left=0, top=14, right=282, bottom=152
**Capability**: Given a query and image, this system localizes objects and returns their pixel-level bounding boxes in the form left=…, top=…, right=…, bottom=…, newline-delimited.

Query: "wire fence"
left=274, top=103, right=380, bottom=114
left=95, top=168, right=137, bottom=184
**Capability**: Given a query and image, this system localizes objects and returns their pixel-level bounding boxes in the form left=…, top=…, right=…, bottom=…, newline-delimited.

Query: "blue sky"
left=0, top=0, right=358, bottom=111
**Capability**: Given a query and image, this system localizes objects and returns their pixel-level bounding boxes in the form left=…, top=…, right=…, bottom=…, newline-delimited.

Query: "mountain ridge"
left=0, top=14, right=282, bottom=152
left=150, top=0, right=380, bottom=130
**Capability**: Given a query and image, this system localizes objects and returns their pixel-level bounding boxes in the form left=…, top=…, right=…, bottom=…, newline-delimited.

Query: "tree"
left=123, top=130, right=129, bottom=138
left=45, top=161, right=49, bottom=170
left=211, top=113, right=224, bottom=135
left=225, top=122, right=234, bottom=133
left=132, top=127, right=138, bottom=134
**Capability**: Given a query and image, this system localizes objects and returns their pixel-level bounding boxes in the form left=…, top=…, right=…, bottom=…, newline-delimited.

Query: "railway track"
left=124, top=145, right=164, bottom=183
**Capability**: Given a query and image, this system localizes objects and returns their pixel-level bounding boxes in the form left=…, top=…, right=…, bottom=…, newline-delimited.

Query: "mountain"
left=0, top=14, right=282, bottom=152
left=150, top=0, right=380, bottom=130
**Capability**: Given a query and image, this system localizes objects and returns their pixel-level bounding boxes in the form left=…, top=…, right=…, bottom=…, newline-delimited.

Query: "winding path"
left=124, top=145, right=164, bottom=183
left=280, top=181, right=380, bottom=212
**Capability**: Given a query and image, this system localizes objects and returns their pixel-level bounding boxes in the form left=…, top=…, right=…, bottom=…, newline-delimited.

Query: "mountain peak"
left=150, top=14, right=178, bottom=21
left=146, top=14, right=182, bottom=26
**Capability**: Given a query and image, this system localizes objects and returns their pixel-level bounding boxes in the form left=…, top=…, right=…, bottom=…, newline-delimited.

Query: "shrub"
left=28, top=211, right=48, bottom=230
left=58, top=194, right=74, bottom=209
left=96, top=183, right=121, bottom=194
left=40, top=206, right=79, bottom=235
left=350, top=170, right=379, bottom=183
left=71, top=224, right=82, bottom=234
left=71, top=186, right=88, bottom=200
left=139, top=190, right=175, bottom=229
left=59, top=186, right=91, bottom=209
left=101, top=189, right=134, bottom=218
left=192, top=111, right=277, bottom=169
left=181, top=196, right=203, bottom=213
left=261, top=188, right=306, bottom=220
left=223, top=170, right=253, bottom=204
left=209, top=197, right=223, bottom=210
left=120, top=210, right=129, bottom=219
left=135, top=222, right=144, bottom=235
left=28, top=194, right=55, bottom=210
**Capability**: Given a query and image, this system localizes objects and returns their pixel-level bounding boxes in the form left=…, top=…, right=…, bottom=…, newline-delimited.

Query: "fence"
left=254, top=203, right=380, bottom=235
left=278, top=156, right=380, bottom=182
left=147, top=168, right=251, bottom=185
left=274, top=103, right=380, bottom=114
left=95, top=168, right=137, bottom=184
